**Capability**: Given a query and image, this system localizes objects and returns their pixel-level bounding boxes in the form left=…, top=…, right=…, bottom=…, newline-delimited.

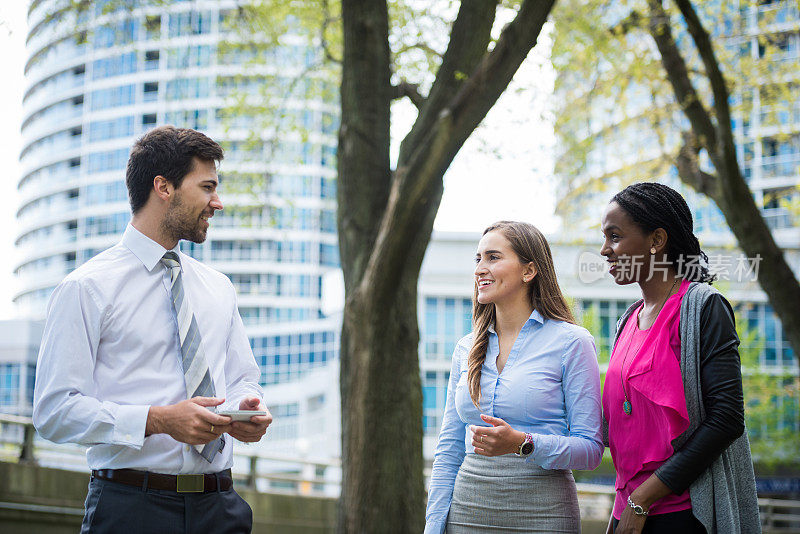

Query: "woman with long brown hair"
left=424, top=221, right=603, bottom=533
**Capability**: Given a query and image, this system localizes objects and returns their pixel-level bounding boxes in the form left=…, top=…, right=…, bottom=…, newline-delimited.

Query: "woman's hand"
left=469, top=414, right=527, bottom=456
left=614, top=475, right=672, bottom=534
left=613, top=505, right=647, bottom=534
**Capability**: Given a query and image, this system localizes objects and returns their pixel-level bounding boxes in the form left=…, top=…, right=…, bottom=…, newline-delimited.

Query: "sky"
left=0, top=4, right=558, bottom=320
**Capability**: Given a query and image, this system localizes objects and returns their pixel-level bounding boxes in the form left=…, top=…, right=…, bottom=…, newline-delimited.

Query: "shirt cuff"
left=112, top=404, right=149, bottom=449
left=423, top=519, right=446, bottom=534
left=527, top=433, right=545, bottom=465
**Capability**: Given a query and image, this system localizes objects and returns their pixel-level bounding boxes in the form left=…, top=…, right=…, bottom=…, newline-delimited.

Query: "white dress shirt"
left=33, top=224, right=263, bottom=474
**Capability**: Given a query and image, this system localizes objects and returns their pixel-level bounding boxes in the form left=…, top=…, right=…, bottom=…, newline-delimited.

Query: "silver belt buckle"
left=176, top=474, right=205, bottom=493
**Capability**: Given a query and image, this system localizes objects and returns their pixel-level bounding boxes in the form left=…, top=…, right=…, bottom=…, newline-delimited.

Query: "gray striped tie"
left=161, top=251, right=224, bottom=462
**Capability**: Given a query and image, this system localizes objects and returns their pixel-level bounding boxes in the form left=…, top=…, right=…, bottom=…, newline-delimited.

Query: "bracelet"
left=627, top=496, right=649, bottom=516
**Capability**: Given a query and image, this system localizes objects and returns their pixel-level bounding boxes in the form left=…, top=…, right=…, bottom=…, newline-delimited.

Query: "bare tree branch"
left=321, top=0, right=342, bottom=64
left=393, top=41, right=443, bottom=59
left=672, top=0, right=738, bottom=179
left=674, top=130, right=720, bottom=198
left=391, top=80, right=425, bottom=108
left=646, top=0, right=718, bottom=153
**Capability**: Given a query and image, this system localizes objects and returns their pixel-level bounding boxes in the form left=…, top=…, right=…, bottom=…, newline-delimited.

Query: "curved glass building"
left=16, top=0, right=340, bottom=391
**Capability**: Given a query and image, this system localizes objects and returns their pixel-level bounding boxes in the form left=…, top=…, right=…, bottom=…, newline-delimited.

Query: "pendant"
left=623, top=400, right=632, bottom=415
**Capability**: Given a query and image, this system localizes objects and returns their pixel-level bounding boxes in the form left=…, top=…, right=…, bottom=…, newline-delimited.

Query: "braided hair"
left=612, top=182, right=715, bottom=283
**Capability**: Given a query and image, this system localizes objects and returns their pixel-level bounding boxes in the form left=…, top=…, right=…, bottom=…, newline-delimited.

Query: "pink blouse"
left=603, top=279, right=692, bottom=519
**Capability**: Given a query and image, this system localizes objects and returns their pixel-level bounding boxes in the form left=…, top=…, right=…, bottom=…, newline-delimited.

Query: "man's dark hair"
left=126, top=125, right=224, bottom=213
left=612, top=182, right=715, bottom=283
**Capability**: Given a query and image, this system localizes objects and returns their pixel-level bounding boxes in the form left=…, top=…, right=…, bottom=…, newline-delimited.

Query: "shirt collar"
left=487, top=309, right=544, bottom=334
left=121, top=223, right=180, bottom=272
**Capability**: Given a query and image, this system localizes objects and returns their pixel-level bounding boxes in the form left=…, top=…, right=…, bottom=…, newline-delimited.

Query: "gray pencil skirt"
left=445, top=454, right=581, bottom=533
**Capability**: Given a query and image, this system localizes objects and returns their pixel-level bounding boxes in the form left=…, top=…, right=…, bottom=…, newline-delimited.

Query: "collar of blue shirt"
left=487, top=308, right=544, bottom=334
left=122, top=224, right=182, bottom=272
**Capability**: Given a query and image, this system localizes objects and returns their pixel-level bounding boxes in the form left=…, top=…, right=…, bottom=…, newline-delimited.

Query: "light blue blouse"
left=424, top=310, right=604, bottom=534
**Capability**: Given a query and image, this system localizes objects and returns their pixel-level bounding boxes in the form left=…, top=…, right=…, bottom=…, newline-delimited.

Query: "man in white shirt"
left=33, top=126, right=272, bottom=533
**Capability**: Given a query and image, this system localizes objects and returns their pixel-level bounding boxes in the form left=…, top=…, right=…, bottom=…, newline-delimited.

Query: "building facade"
left=552, top=0, right=800, bottom=244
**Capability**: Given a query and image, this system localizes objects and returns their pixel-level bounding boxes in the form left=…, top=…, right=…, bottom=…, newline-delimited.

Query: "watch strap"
left=627, top=496, right=649, bottom=516
left=516, top=432, right=534, bottom=456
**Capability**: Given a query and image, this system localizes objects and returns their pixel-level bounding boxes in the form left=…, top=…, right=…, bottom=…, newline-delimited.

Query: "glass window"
left=0, top=364, right=20, bottom=407
left=83, top=181, right=127, bottom=205
left=165, top=77, right=210, bottom=100
left=88, top=116, right=134, bottom=142
left=320, top=243, right=339, bottom=267
left=83, top=212, right=130, bottom=238
left=90, top=84, right=135, bottom=111
left=87, top=148, right=130, bottom=173
left=92, top=52, right=137, bottom=80
left=168, top=11, right=211, bottom=37
left=94, top=19, right=137, bottom=48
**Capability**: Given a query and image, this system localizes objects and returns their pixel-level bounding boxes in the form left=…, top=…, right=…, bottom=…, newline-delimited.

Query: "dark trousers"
left=80, top=476, right=253, bottom=534
left=612, top=509, right=706, bottom=533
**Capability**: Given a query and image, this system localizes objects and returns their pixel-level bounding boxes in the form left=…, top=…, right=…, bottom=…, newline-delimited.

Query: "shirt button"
left=185, top=445, right=191, bottom=452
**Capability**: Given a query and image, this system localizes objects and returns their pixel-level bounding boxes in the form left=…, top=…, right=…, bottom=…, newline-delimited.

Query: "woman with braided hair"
left=600, top=182, right=759, bottom=534
left=424, top=221, right=603, bottom=534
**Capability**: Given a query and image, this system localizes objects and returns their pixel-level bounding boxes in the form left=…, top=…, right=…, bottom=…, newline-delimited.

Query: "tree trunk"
left=336, top=1, right=556, bottom=530
left=338, top=261, right=429, bottom=533
left=338, top=0, right=425, bottom=531
left=648, top=0, right=800, bottom=360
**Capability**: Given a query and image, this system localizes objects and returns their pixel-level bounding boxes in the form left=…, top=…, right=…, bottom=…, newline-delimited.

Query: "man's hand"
left=228, top=397, right=272, bottom=443
left=470, top=414, right=527, bottom=456
left=146, top=397, right=232, bottom=445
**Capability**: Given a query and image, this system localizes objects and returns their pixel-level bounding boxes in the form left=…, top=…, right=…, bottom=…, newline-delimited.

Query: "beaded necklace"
left=619, top=278, right=678, bottom=415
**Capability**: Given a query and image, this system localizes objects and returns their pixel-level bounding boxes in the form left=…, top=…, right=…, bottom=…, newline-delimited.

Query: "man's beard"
left=163, top=193, right=207, bottom=244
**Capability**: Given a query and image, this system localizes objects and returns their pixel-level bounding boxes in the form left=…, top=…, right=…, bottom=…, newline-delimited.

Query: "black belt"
left=92, top=468, right=233, bottom=493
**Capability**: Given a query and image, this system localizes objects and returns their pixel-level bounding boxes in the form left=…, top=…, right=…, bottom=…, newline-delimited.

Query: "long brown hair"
left=468, top=221, right=575, bottom=408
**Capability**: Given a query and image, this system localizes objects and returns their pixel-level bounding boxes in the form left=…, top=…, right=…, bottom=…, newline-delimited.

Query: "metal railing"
left=2, top=413, right=800, bottom=530
left=0, top=413, right=340, bottom=497
left=0, top=413, right=36, bottom=463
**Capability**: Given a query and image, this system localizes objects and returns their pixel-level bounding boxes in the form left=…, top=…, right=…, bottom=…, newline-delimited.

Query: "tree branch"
left=391, top=80, right=425, bottom=109
left=672, top=0, right=737, bottom=177
left=321, top=0, right=342, bottom=64
left=674, top=130, right=720, bottom=199
left=393, top=42, right=443, bottom=59
left=398, top=0, right=498, bottom=164
left=646, top=0, right=718, bottom=155
left=609, top=9, right=643, bottom=36
left=650, top=0, right=800, bottom=362
left=363, top=0, right=555, bottom=307
left=448, top=0, right=555, bottom=126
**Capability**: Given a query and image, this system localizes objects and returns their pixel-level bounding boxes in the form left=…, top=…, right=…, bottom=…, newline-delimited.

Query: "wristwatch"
left=627, top=496, right=649, bottom=516
left=516, top=432, right=534, bottom=457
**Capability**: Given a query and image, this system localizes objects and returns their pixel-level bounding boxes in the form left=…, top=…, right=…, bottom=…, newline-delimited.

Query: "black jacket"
left=651, top=293, right=746, bottom=493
